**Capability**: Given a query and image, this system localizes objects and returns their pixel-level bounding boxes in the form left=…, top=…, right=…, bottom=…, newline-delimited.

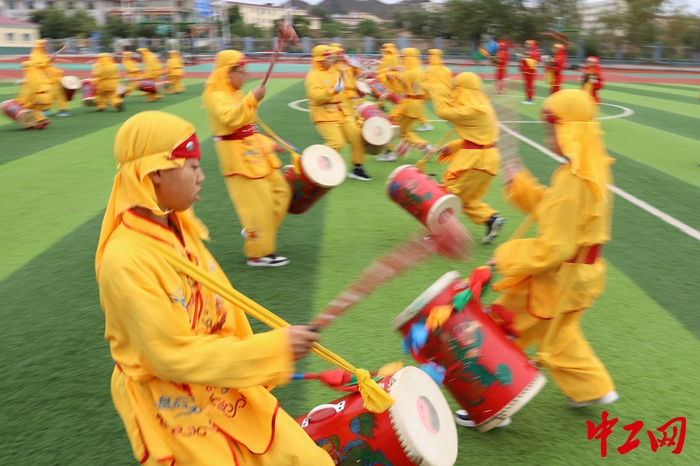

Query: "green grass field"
left=1, top=77, right=699, bottom=465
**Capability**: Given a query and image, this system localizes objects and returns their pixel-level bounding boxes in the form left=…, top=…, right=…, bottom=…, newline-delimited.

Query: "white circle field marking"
left=287, top=99, right=634, bottom=123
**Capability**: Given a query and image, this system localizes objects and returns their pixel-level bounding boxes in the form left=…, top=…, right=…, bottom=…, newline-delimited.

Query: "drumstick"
left=310, top=217, right=473, bottom=331
left=415, top=128, right=456, bottom=173
left=50, top=43, right=68, bottom=62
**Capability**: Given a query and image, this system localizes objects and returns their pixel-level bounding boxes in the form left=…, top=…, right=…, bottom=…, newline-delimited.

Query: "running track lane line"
left=498, top=123, right=700, bottom=242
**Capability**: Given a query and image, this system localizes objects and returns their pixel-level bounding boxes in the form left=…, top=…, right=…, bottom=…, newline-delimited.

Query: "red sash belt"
left=216, top=124, right=257, bottom=141
left=462, top=139, right=495, bottom=150
left=566, top=244, right=602, bottom=264
left=406, top=95, right=423, bottom=100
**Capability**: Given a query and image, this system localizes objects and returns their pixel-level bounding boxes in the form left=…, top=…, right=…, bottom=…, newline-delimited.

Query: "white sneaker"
left=376, top=153, right=397, bottom=162
left=521, top=100, right=534, bottom=105
left=247, top=254, right=289, bottom=267
left=568, top=390, right=619, bottom=408
left=454, top=410, right=511, bottom=428
left=416, top=123, right=434, bottom=132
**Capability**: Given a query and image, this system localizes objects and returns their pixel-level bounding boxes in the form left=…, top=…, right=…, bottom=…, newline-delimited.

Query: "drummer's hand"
left=287, top=326, right=321, bottom=361
left=253, top=84, right=267, bottom=102
left=486, top=256, right=497, bottom=267
left=502, top=155, right=523, bottom=186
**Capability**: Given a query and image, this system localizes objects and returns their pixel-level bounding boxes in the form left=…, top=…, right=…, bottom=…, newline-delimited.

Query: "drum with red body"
left=367, top=78, right=402, bottom=104
left=356, top=101, right=396, bottom=155
left=60, top=76, right=82, bottom=101
left=355, top=80, right=371, bottom=97
left=80, top=79, right=96, bottom=106
left=138, top=79, right=157, bottom=94
left=387, top=165, right=462, bottom=232
left=393, top=271, right=547, bottom=432
left=296, top=366, right=458, bottom=466
left=1, top=100, right=35, bottom=128
left=283, top=144, right=347, bottom=214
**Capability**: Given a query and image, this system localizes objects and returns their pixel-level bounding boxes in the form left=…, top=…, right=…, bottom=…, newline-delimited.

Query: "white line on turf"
left=287, top=99, right=634, bottom=123
left=498, top=123, right=700, bottom=242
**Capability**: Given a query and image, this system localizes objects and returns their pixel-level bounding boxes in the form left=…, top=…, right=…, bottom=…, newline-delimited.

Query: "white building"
left=225, top=1, right=309, bottom=28
left=420, top=1, right=445, bottom=13
left=579, top=0, right=625, bottom=33
left=329, top=10, right=385, bottom=28
left=0, top=14, right=40, bottom=52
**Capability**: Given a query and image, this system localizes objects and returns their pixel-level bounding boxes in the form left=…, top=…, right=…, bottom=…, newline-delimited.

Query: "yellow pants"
left=495, top=282, right=615, bottom=402
left=314, top=116, right=366, bottom=165
left=142, top=409, right=333, bottom=466
left=51, top=83, right=68, bottom=112
left=394, top=114, right=427, bottom=145
left=96, top=88, right=122, bottom=110
left=168, top=75, right=185, bottom=93
left=224, top=170, right=291, bottom=259
left=442, top=169, right=496, bottom=225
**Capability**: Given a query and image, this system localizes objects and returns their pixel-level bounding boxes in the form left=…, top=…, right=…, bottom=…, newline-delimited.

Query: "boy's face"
left=228, top=65, right=246, bottom=90
left=151, top=159, right=205, bottom=212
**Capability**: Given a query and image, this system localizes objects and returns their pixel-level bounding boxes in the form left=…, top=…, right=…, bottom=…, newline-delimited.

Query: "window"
left=23, top=33, right=30, bottom=41
left=7, top=1, right=16, bottom=9
left=6, top=33, right=15, bottom=41
left=87, top=1, right=94, bottom=9
left=67, top=1, right=74, bottom=9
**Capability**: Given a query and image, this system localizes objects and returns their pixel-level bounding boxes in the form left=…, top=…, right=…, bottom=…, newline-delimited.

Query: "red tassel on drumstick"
left=261, top=19, right=299, bottom=86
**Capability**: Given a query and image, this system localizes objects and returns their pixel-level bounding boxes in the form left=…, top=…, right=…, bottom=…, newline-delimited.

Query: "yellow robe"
left=46, top=66, right=68, bottom=112
left=205, top=88, right=291, bottom=259
left=122, top=56, right=141, bottom=95
left=166, top=55, right=185, bottom=93
left=93, top=59, right=122, bottom=110
left=390, top=68, right=428, bottom=145
left=16, top=66, right=52, bottom=122
left=305, top=66, right=365, bottom=164
left=100, top=210, right=331, bottom=465
left=142, top=52, right=163, bottom=101
left=492, top=167, right=615, bottom=401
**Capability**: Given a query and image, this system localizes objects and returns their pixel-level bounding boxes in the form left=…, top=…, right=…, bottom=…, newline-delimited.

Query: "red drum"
left=355, top=80, right=371, bottom=97
left=357, top=102, right=396, bottom=155
left=1, top=99, right=35, bottom=128
left=393, top=271, right=547, bottom=432
left=60, top=76, right=82, bottom=101
left=157, top=80, right=171, bottom=92
left=81, top=79, right=96, bottom=106
left=387, top=165, right=462, bottom=232
left=283, top=144, right=347, bottom=215
left=297, top=366, right=458, bottom=466
left=367, top=78, right=402, bottom=104
left=138, top=79, right=157, bottom=94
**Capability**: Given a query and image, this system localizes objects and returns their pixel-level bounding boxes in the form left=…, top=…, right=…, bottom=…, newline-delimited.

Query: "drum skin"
left=283, top=145, right=346, bottom=215
left=1, top=100, right=34, bottom=128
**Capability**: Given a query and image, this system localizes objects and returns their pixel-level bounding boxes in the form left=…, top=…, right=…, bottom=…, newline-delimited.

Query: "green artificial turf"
left=1, top=78, right=699, bottom=465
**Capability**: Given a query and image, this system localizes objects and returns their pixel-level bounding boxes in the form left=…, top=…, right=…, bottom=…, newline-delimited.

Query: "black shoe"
left=347, top=166, right=373, bottom=181
left=483, top=214, right=505, bottom=244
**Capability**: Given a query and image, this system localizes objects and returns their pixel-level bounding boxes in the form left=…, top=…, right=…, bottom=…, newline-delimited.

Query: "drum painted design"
left=473, top=39, right=501, bottom=61
left=283, top=144, right=347, bottom=215
left=1, top=100, right=35, bottom=128
left=355, top=80, right=371, bottom=97
left=367, top=79, right=402, bottom=104
left=297, top=366, right=458, bottom=466
left=60, top=76, right=82, bottom=101
left=357, top=102, right=395, bottom=155
left=138, top=80, right=157, bottom=94
left=387, top=165, right=462, bottom=232
left=393, top=271, right=547, bottom=432
left=80, top=79, right=96, bottom=106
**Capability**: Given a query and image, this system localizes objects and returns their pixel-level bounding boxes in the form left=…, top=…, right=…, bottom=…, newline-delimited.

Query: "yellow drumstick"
left=414, top=128, right=456, bottom=173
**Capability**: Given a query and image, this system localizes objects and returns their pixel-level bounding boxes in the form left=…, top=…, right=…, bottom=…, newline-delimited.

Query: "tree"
left=228, top=5, right=242, bottom=24
left=321, top=20, right=343, bottom=38
left=66, top=9, right=97, bottom=38
left=293, top=16, right=311, bottom=38
left=310, top=6, right=330, bottom=23
left=230, top=20, right=264, bottom=38
left=357, top=19, right=380, bottom=37
left=104, top=16, right=131, bottom=40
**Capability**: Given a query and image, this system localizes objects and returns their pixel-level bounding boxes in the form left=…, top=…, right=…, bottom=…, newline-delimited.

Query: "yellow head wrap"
left=311, top=44, right=334, bottom=70
left=202, top=49, right=246, bottom=106
left=401, top=47, right=423, bottom=70
left=543, top=89, right=614, bottom=201
left=95, top=111, right=207, bottom=277
left=428, top=49, right=443, bottom=66
left=123, top=51, right=132, bottom=58
left=452, top=72, right=492, bottom=113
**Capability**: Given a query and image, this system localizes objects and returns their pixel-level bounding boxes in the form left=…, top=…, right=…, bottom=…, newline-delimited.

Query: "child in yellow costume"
left=432, top=72, right=505, bottom=243
left=418, top=49, right=452, bottom=133
left=331, top=43, right=363, bottom=107
left=166, top=50, right=185, bottom=94
left=491, top=89, right=617, bottom=411
left=377, top=43, right=401, bottom=93
left=137, top=47, right=163, bottom=102
left=204, top=50, right=292, bottom=267
left=96, top=110, right=330, bottom=465
left=92, top=53, right=123, bottom=112
left=305, top=45, right=372, bottom=181
left=121, top=50, right=142, bottom=96
left=29, top=39, right=50, bottom=69
left=15, top=61, right=53, bottom=129
left=46, top=65, right=72, bottom=117
left=378, top=48, right=431, bottom=162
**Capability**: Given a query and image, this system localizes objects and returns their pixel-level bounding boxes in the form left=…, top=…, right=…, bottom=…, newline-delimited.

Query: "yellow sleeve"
left=305, top=72, right=339, bottom=106
left=434, top=94, right=479, bottom=123
left=495, top=169, right=580, bottom=276
left=504, top=168, right=548, bottom=214
left=102, top=257, right=294, bottom=389
left=209, top=90, right=259, bottom=129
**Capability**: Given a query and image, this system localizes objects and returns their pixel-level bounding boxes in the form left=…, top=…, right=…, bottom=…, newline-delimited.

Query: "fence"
left=31, top=36, right=700, bottom=66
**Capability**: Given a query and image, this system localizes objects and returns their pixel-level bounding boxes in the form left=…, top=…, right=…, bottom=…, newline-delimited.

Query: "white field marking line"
left=287, top=99, right=634, bottom=123
left=498, top=123, right=700, bottom=242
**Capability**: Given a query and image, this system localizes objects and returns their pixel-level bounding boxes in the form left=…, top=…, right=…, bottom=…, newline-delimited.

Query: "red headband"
left=541, top=108, right=560, bottom=124
left=170, top=133, right=201, bottom=160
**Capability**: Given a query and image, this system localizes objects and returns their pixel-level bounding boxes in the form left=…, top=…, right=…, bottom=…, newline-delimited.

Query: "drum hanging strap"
left=255, top=117, right=300, bottom=154
left=147, top=240, right=395, bottom=413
